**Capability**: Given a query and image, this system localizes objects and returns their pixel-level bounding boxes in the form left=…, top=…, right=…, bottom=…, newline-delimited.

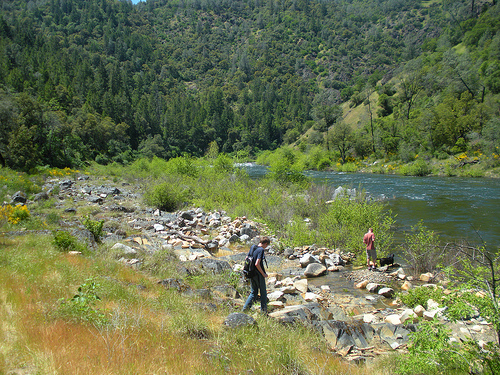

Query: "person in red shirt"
left=363, top=228, right=377, bottom=270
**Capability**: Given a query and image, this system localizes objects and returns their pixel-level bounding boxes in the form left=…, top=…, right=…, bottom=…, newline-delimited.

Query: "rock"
left=190, top=258, right=232, bottom=274
left=111, top=243, right=137, bottom=257
left=363, top=313, right=377, bottom=323
left=304, top=263, right=327, bottom=278
left=153, top=224, right=165, bottom=232
left=280, top=285, right=297, bottom=294
left=64, top=208, right=76, bottom=213
left=228, top=234, right=240, bottom=243
left=88, top=195, right=103, bottom=204
left=33, top=191, right=49, bottom=201
left=423, top=310, right=437, bottom=320
left=212, top=285, right=240, bottom=299
left=401, top=280, right=412, bottom=291
left=317, top=320, right=374, bottom=352
left=223, top=313, right=256, bottom=329
left=268, top=303, right=321, bottom=323
left=299, top=253, right=320, bottom=268
left=11, top=191, right=27, bottom=204
left=59, top=180, right=73, bottom=189
left=158, top=278, right=186, bottom=292
left=400, top=309, right=417, bottom=324
left=302, top=292, right=322, bottom=302
left=366, top=283, right=382, bottom=293
left=283, top=247, right=294, bottom=258
left=294, top=279, right=308, bottom=293
left=268, top=291, right=285, bottom=302
left=378, top=287, right=395, bottom=299
left=414, top=305, right=425, bottom=317
left=355, top=280, right=369, bottom=289
left=420, top=272, right=434, bottom=282
left=427, top=299, right=440, bottom=310
left=384, top=314, right=401, bottom=325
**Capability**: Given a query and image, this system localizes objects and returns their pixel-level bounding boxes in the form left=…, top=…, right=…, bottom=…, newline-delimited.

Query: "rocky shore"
left=7, top=174, right=498, bottom=364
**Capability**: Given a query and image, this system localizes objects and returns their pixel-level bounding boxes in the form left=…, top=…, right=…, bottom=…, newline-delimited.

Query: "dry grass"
left=0, top=234, right=378, bottom=375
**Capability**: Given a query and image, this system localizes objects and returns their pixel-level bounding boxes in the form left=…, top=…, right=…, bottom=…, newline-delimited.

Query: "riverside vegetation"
left=1, top=156, right=499, bottom=375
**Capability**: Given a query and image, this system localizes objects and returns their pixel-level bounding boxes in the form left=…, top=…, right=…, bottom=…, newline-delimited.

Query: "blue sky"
left=131, top=0, right=143, bottom=4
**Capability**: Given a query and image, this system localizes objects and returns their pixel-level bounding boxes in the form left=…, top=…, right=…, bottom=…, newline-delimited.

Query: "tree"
left=327, top=121, right=352, bottom=164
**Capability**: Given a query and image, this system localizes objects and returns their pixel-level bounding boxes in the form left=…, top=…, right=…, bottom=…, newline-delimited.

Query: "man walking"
left=363, top=228, right=377, bottom=270
left=242, top=236, right=270, bottom=314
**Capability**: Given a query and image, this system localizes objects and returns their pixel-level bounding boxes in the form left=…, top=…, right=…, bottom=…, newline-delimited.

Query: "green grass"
left=0, top=233, right=367, bottom=375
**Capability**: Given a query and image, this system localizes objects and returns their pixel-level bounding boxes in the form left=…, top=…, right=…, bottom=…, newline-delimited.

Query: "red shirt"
left=363, top=232, right=375, bottom=250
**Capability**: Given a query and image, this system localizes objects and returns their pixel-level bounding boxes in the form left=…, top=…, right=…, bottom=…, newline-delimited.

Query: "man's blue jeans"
left=243, top=272, right=267, bottom=313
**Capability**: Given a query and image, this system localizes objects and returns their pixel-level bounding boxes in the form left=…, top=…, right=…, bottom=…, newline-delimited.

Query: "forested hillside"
left=0, top=0, right=498, bottom=171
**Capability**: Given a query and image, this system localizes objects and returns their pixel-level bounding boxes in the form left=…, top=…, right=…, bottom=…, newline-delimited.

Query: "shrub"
left=400, top=220, right=443, bottom=276
left=395, top=320, right=470, bottom=374
left=399, top=159, right=431, bottom=176
left=398, top=286, right=444, bottom=309
left=58, top=278, right=108, bottom=326
left=143, top=181, right=191, bottom=212
left=82, top=216, right=105, bottom=243
left=0, top=204, right=30, bottom=225
left=52, top=230, right=84, bottom=252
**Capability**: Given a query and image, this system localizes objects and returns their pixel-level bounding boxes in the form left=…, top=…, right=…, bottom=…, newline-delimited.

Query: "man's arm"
left=255, top=258, right=267, bottom=278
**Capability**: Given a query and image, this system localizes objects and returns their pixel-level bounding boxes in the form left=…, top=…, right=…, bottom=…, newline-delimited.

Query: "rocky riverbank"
left=6, top=174, right=498, bottom=364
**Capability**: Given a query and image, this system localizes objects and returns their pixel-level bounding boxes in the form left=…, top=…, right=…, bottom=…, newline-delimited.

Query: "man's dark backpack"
left=243, top=244, right=258, bottom=278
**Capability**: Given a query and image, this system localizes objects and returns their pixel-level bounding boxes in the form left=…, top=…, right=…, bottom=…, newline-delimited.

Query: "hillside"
left=0, top=0, right=499, bottom=172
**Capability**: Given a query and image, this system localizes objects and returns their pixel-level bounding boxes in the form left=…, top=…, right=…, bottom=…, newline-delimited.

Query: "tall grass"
left=0, top=234, right=374, bottom=375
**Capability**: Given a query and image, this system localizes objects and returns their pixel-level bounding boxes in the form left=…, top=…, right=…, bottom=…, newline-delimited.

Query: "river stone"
left=299, top=253, right=320, bottom=268
left=400, top=309, right=417, bottom=324
left=366, top=283, right=382, bottom=293
left=420, top=272, right=434, bottom=282
left=427, top=299, right=439, bottom=310
left=268, top=291, right=285, bottom=302
left=355, top=280, right=369, bottom=289
left=423, top=310, right=437, bottom=320
left=294, top=279, right=308, bottom=293
left=304, top=263, right=327, bottom=278
left=401, top=280, right=412, bottom=291
left=223, top=313, right=256, bottom=329
left=384, top=314, right=401, bottom=325
left=414, top=305, right=426, bottom=317
left=378, top=287, right=395, bottom=298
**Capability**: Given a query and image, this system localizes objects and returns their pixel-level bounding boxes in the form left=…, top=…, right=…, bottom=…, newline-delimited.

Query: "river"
left=237, top=163, right=500, bottom=249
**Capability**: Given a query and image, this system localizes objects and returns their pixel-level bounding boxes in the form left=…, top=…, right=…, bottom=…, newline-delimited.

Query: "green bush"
left=83, top=215, right=105, bottom=243
left=52, top=230, right=84, bottom=252
left=400, top=220, right=443, bottom=276
left=143, top=181, right=191, bottom=212
left=398, top=286, right=444, bottom=309
left=395, top=320, right=470, bottom=374
left=58, top=278, right=108, bottom=326
left=399, top=159, right=431, bottom=176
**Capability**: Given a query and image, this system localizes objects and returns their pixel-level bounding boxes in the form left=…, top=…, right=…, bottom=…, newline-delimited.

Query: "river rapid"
left=238, top=163, right=500, bottom=249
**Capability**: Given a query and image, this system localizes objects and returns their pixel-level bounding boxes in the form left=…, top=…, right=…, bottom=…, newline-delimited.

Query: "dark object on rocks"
left=378, top=254, right=395, bottom=267
left=64, top=208, right=77, bottom=213
left=11, top=191, right=27, bottom=204
left=223, top=312, right=257, bottom=329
